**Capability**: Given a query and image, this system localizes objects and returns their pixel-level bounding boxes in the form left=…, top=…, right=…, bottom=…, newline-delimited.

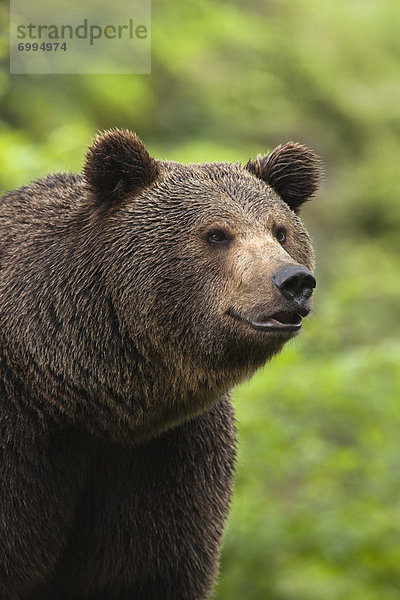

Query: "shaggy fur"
left=0, top=131, right=320, bottom=599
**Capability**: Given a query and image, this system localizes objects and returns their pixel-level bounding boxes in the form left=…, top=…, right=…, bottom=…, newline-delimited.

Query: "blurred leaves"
left=1, top=0, right=400, bottom=598
left=221, top=338, right=400, bottom=599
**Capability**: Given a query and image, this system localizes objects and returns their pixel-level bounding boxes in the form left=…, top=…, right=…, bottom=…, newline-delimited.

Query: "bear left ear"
left=83, top=129, right=159, bottom=204
left=245, top=142, right=321, bottom=213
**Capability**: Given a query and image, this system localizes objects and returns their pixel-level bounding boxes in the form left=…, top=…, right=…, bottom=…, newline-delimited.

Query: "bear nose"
left=271, top=265, right=316, bottom=306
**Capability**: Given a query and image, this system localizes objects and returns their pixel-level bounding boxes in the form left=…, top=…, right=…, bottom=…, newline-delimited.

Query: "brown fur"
left=0, top=131, right=320, bottom=599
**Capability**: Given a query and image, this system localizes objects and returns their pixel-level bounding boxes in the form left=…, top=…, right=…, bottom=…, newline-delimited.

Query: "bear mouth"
left=227, top=309, right=303, bottom=333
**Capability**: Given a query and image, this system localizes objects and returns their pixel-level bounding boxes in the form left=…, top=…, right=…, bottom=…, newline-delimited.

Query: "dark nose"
left=272, top=265, right=316, bottom=306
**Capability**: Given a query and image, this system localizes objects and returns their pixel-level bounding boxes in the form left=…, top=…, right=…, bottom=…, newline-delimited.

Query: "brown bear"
left=0, top=130, right=320, bottom=600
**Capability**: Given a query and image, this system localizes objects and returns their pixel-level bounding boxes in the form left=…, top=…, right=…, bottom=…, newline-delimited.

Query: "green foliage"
left=219, top=337, right=400, bottom=600
left=1, top=0, right=399, bottom=597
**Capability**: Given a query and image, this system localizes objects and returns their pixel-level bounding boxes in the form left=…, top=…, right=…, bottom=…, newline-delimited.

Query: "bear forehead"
left=148, top=160, right=293, bottom=223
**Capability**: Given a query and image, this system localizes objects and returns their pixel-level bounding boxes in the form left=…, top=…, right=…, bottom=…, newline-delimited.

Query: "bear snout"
left=271, top=264, right=316, bottom=309
left=225, top=262, right=315, bottom=335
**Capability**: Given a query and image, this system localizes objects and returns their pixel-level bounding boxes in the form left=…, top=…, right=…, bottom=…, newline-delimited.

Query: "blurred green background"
left=1, top=0, right=400, bottom=598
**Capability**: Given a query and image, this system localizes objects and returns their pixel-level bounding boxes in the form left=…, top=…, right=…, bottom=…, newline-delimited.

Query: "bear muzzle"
left=227, top=265, right=315, bottom=334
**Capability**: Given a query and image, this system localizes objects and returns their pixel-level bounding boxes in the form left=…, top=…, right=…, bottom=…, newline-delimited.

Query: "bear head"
left=80, top=130, right=321, bottom=439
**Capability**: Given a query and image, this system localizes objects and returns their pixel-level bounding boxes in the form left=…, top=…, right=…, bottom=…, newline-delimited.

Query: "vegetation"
left=1, top=0, right=400, bottom=597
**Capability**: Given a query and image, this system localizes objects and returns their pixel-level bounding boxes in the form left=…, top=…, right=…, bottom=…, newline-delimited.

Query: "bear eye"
left=275, top=227, right=287, bottom=245
left=206, top=229, right=232, bottom=246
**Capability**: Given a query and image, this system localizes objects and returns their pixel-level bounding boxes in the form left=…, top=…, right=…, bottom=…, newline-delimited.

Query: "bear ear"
left=245, top=142, right=321, bottom=213
left=83, top=129, right=159, bottom=204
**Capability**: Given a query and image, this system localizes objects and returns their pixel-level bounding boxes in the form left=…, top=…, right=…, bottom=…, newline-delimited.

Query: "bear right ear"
left=83, top=129, right=159, bottom=204
left=245, top=142, right=321, bottom=213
